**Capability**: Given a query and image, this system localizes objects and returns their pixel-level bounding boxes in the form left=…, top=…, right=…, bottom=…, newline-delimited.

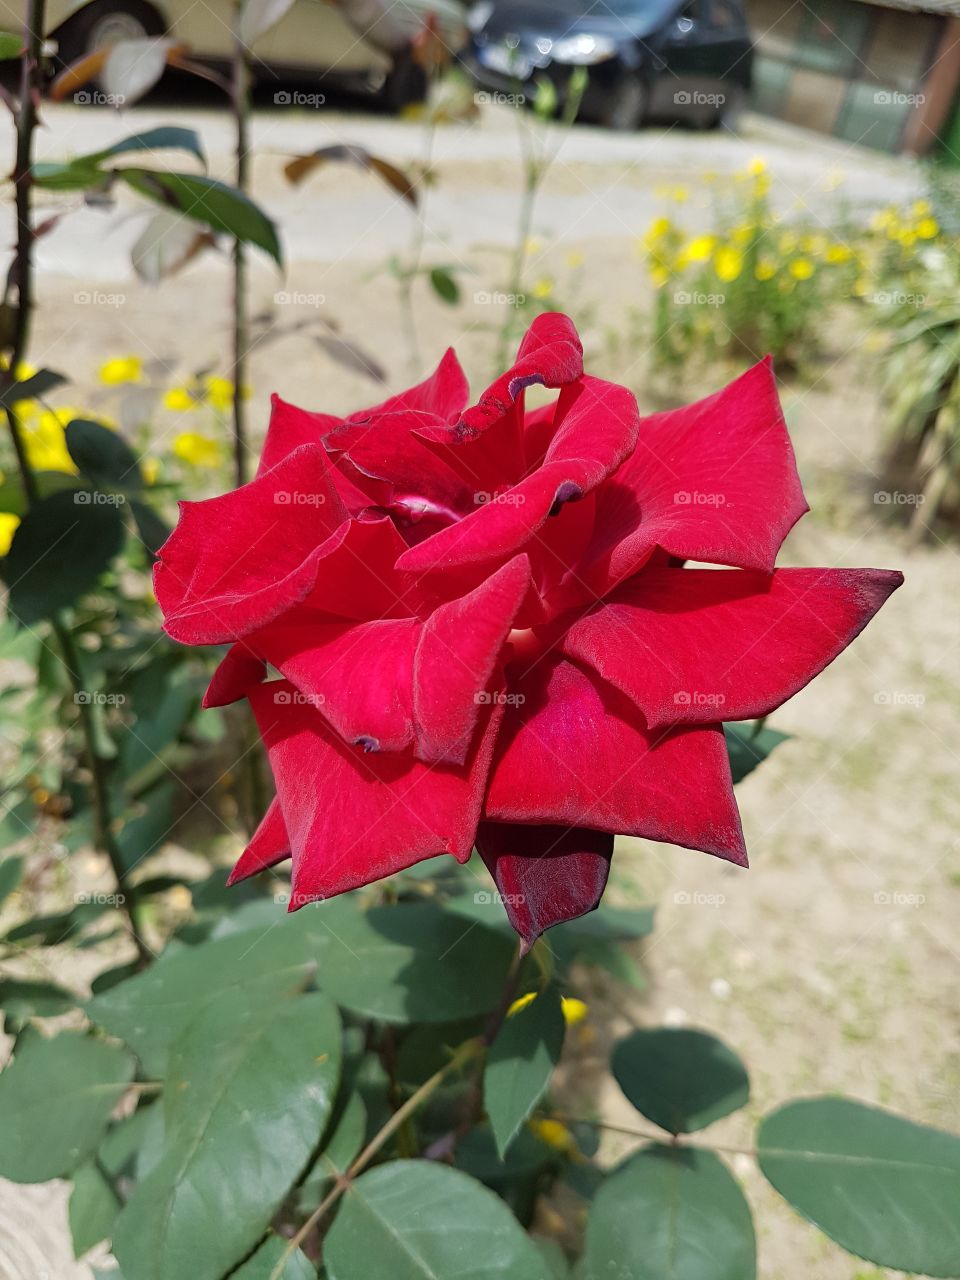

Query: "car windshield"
left=546, top=0, right=677, bottom=16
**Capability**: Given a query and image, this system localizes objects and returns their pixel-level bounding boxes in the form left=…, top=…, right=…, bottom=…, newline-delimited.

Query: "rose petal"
left=227, top=796, right=290, bottom=884
left=581, top=358, right=807, bottom=595
left=155, top=444, right=348, bottom=644
left=563, top=566, right=904, bottom=729
left=202, top=642, right=266, bottom=708
left=247, top=678, right=503, bottom=905
left=475, top=821, right=613, bottom=946
left=413, top=555, right=532, bottom=763
left=485, top=656, right=746, bottom=866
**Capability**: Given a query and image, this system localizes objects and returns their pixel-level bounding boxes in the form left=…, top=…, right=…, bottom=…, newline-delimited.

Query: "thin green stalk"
left=230, top=1, right=251, bottom=489
left=2, top=0, right=151, bottom=967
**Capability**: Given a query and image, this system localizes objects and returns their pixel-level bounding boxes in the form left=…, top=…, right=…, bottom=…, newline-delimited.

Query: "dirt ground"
left=1, top=97, right=957, bottom=1280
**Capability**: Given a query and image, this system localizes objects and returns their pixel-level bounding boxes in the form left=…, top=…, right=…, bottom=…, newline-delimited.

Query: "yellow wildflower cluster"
left=869, top=200, right=940, bottom=251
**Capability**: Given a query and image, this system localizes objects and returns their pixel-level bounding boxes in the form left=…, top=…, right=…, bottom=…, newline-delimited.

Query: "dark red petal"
left=413, top=555, right=531, bottom=763
left=397, top=376, right=639, bottom=575
left=154, top=444, right=348, bottom=644
left=227, top=796, right=290, bottom=884
left=475, top=822, right=613, bottom=947
left=258, top=395, right=342, bottom=476
left=254, top=617, right=419, bottom=753
left=583, top=358, right=807, bottom=593
left=563, top=566, right=904, bottom=730
left=202, top=642, right=266, bottom=708
left=247, top=679, right=503, bottom=904
left=485, top=656, right=746, bottom=866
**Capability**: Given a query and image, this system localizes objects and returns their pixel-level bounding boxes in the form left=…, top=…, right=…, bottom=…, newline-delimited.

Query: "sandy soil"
left=0, top=98, right=957, bottom=1280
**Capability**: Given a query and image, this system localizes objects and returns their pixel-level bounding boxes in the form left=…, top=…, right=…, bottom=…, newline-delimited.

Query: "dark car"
left=465, top=0, right=753, bottom=130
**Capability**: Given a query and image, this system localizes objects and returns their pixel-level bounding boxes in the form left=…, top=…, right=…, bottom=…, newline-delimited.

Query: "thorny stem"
left=2, top=0, right=151, bottom=967
left=230, top=1, right=251, bottom=489
left=554, top=1113, right=758, bottom=1159
left=271, top=1038, right=482, bottom=1279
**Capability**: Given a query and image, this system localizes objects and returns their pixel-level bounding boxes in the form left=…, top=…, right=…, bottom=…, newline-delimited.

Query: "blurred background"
left=0, top=1, right=958, bottom=1276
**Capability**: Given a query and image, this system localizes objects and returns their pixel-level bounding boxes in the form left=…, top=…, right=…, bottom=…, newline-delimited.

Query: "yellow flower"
left=23, top=409, right=78, bottom=473
left=916, top=217, right=939, bottom=240
left=650, top=264, right=669, bottom=289
left=911, top=199, right=932, bottom=218
left=686, top=234, right=715, bottom=262
left=747, top=156, right=767, bottom=177
left=532, top=278, right=554, bottom=300
left=646, top=215, right=672, bottom=241
left=897, top=229, right=917, bottom=249
left=670, top=185, right=689, bottom=203
left=731, top=223, right=756, bottom=245
left=870, top=209, right=896, bottom=233
left=778, top=231, right=798, bottom=253
left=564, top=249, right=585, bottom=269
left=164, top=386, right=198, bottom=412
left=755, top=258, right=777, bottom=281
left=99, top=355, right=142, bottom=386
left=205, top=376, right=235, bottom=413
left=524, top=236, right=543, bottom=256
left=507, top=991, right=537, bottom=1017
left=714, top=246, right=743, bottom=282
left=800, top=233, right=827, bottom=256
left=141, top=457, right=160, bottom=486
left=825, top=243, right=853, bottom=264
left=561, top=997, right=588, bottom=1026
left=0, top=512, right=20, bottom=556
left=529, top=1117, right=577, bottom=1155
left=788, top=257, right=814, bottom=280
left=852, top=276, right=869, bottom=297
left=173, top=432, right=223, bottom=467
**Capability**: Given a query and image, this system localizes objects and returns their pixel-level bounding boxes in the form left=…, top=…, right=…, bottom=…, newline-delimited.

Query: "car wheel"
left=55, top=0, right=165, bottom=73
left=603, top=75, right=647, bottom=131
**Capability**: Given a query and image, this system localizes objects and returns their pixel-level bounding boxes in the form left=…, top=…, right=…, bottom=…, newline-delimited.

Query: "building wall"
left=744, top=0, right=945, bottom=152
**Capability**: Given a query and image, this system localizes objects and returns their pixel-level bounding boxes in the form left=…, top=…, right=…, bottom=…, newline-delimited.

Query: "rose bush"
left=155, top=313, right=901, bottom=945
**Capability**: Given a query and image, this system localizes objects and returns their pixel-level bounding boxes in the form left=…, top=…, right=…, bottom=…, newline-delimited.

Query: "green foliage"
left=724, top=720, right=790, bottom=784
left=0, top=1033, right=134, bottom=1182
left=758, top=1098, right=960, bottom=1276
left=324, top=1162, right=549, bottom=1279
left=485, top=986, right=565, bottom=1157
left=585, top=1146, right=756, bottom=1280
left=612, top=1028, right=750, bottom=1135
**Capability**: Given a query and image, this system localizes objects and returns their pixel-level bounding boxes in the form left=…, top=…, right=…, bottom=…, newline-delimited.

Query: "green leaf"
left=317, top=900, right=516, bottom=1023
left=0, top=366, right=67, bottom=407
left=66, top=418, right=143, bottom=490
left=69, top=1161, right=121, bottom=1257
left=0, top=30, right=23, bottom=59
left=298, top=1089, right=367, bottom=1209
left=612, top=1028, right=749, bottom=1134
left=429, top=266, right=460, bottom=304
left=757, top=1097, right=960, bottom=1277
left=2, top=488, right=126, bottom=624
left=130, top=499, right=171, bottom=557
left=112, top=989, right=340, bottom=1280
left=32, top=160, right=109, bottom=191
left=96, top=126, right=205, bottom=168
left=724, top=721, right=789, bottom=784
left=0, top=1033, right=134, bottom=1182
left=4, top=899, right=112, bottom=944
left=485, top=986, right=564, bottom=1157
left=87, top=914, right=326, bottom=1074
left=0, top=977, right=77, bottom=1031
left=324, top=1161, right=548, bottom=1280
left=118, top=170, right=282, bottom=264
left=585, top=1146, right=756, bottom=1280
left=231, top=1236, right=315, bottom=1279
left=0, top=854, right=24, bottom=906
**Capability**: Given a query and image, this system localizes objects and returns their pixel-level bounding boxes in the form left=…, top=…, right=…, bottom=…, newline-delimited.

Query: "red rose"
left=155, top=313, right=902, bottom=946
